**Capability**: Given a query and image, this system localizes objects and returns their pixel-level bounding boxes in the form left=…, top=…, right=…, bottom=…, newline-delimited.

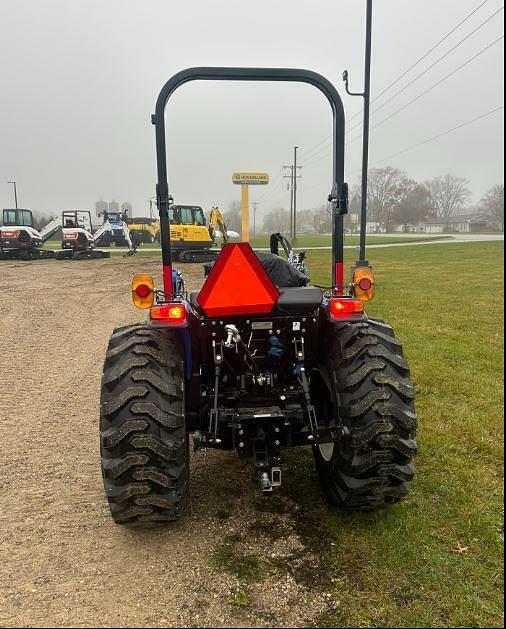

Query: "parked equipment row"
left=0, top=208, right=136, bottom=260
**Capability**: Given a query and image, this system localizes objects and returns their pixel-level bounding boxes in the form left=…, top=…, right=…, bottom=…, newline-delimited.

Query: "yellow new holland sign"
left=232, top=172, right=269, bottom=185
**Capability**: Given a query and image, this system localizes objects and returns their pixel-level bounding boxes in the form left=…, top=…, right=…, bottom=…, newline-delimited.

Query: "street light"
left=148, top=196, right=157, bottom=218
left=7, top=180, right=18, bottom=209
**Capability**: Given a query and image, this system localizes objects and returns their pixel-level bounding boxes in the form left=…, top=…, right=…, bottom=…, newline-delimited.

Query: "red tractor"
left=99, top=68, right=417, bottom=524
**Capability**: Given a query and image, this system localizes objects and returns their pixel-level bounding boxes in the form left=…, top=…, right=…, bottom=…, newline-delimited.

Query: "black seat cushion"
left=276, top=286, right=322, bottom=313
left=189, top=286, right=322, bottom=315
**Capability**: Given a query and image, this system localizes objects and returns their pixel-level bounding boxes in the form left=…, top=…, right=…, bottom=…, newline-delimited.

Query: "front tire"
left=100, top=323, right=188, bottom=523
left=312, top=318, right=417, bottom=509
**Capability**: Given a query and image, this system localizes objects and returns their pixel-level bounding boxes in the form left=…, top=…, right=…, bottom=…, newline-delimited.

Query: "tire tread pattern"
left=314, top=317, right=417, bottom=509
left=100, top=324, right=187, bottom=524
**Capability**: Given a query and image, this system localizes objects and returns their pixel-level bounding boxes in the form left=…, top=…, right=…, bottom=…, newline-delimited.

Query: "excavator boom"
left=209, top=206, right=229, bottom=244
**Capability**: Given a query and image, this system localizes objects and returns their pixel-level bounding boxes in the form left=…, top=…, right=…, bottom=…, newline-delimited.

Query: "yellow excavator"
left=208, top=206, right=229, bottom=245
left=126, top=216, right=160, bottom=244
left=170, top=205, right=232, bottom=262
left=129, top=204, right=230, bottom=260
left=127, top=204, right=232, bottom=261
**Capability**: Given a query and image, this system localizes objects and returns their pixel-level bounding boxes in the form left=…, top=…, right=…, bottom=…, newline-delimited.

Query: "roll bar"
left=151, top=67, right=348, bottom=295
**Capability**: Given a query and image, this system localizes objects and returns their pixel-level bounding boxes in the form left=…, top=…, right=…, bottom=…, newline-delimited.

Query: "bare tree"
left=367, top=166, right=410, bottom=232
left=346, top=185, right=361, bottom=233
left=32, top=211, right=56, bottom=231
left=222, top=201, right=241, bottom=232
left=261, top=207, right=290, bottom=234
left=393, top=182, right=432, bottom=231
left=296, top=208, right=317, bottom=233
left=313, top=205, right=331, bottom=234
left=481, top=184, right=504, bottom=231
left=425, top=174, right=471, bottom=217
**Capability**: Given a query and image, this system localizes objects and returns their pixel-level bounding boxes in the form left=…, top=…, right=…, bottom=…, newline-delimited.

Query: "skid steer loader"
left=99, top=67, right=417, bottom=524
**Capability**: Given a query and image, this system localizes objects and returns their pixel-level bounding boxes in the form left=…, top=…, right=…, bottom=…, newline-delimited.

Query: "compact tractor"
left=99, top=68, right=417, bottom=524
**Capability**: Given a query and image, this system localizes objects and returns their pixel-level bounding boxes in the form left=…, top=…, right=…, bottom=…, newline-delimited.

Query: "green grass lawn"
left=284, top=241, right=503, bottom=627
left=40, top=237, right=503, bottom=625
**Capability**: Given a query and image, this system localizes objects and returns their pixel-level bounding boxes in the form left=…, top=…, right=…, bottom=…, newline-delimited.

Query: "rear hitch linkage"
left=293, top=338, right=319, bottom=441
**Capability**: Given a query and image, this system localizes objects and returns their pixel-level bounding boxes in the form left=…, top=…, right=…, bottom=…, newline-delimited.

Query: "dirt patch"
left=0, top=258, right=332, bottom=628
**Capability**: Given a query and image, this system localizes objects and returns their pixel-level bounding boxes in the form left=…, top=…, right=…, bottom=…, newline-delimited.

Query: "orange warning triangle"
left=197, top=243, right=279, bottom=317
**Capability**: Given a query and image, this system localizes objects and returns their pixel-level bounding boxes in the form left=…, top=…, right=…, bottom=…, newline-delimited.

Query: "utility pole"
left=7, top=180, right=18, bottom=209
left=283, top=157, right=302, bottom=239
left=252, top=201, right=258, bottom=236
left=283, top=165, right=294, bottom=237
left=293, top=146, right=299, bottom=243
left=343, top=0, right=372, bottom=264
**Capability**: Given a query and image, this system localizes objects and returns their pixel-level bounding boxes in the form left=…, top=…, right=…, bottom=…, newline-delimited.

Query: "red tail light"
left=150, top=303, right=186, bottom=326
left=135, top=284, right=151, bottom=298
left=197, top=243, right=279, bottom=317
left=1, top=230, right=20, bottom=238
left=329, top=297, right=364, bottom=319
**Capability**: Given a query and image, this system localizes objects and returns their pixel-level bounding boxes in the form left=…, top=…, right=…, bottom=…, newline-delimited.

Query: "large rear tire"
left=100, top=323, right=188, bottom=523
left=312, top=318, right=417, bottom=509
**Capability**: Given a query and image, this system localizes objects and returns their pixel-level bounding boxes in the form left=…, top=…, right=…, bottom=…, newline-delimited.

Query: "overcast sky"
left=0, top=0, right=503, bottom=220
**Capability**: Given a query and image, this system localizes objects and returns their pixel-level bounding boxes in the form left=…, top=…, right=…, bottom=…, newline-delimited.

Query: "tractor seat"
left=276, top=286, right=322, bottom=313
left=189, top=286, right=322, bottom=316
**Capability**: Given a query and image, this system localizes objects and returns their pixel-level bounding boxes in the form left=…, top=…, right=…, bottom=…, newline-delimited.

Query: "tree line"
left=241, top=169, right=503, bottom=235
left=348, top=169, right=503, bottom=232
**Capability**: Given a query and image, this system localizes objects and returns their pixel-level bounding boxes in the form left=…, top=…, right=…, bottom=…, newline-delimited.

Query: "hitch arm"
left=294, top=338, right=319, bottom=441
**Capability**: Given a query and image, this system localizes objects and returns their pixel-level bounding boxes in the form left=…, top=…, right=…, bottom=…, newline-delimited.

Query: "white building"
left=418, top=212, right=490, bottom=234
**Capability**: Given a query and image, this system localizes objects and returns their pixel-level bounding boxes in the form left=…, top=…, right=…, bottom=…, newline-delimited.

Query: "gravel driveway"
left=0, top=257, right=331, bottom=628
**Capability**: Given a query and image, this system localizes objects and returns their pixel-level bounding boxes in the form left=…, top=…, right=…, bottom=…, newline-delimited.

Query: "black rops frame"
left=151, top=67, right=348, bottom=296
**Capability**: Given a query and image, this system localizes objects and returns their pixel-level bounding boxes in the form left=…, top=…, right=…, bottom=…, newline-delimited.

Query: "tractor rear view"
left=99, top=68, right=417, bottom=524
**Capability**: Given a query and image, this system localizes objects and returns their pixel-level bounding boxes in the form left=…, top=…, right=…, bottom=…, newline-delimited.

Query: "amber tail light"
left=353, top=266, right=375, bottom=302
left=131, top=273, right=154, bottom=309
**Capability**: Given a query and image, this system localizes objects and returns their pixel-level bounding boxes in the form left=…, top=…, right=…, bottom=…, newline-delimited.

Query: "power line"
left=345, top=34, right=504, bottom=145
left=298, top=136, right=331, bottom=161
left=254, top=180, right=292, bottom=208
left=375, top=105, right=503, bottom=163
left=346, top=5, right=504, bottom=135
left=297, top=105, right=503, bottom=194
left=299, top=0, right=495, bottom=154
left=254, top=168, right=284, bottom=202
left=371, top=0, right=494, bottom=106
left=307, top=32, right=504, bottom=162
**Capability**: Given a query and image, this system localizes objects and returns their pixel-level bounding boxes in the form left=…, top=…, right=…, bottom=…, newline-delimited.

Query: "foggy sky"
left=0, top=0, right=503, bottom=220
